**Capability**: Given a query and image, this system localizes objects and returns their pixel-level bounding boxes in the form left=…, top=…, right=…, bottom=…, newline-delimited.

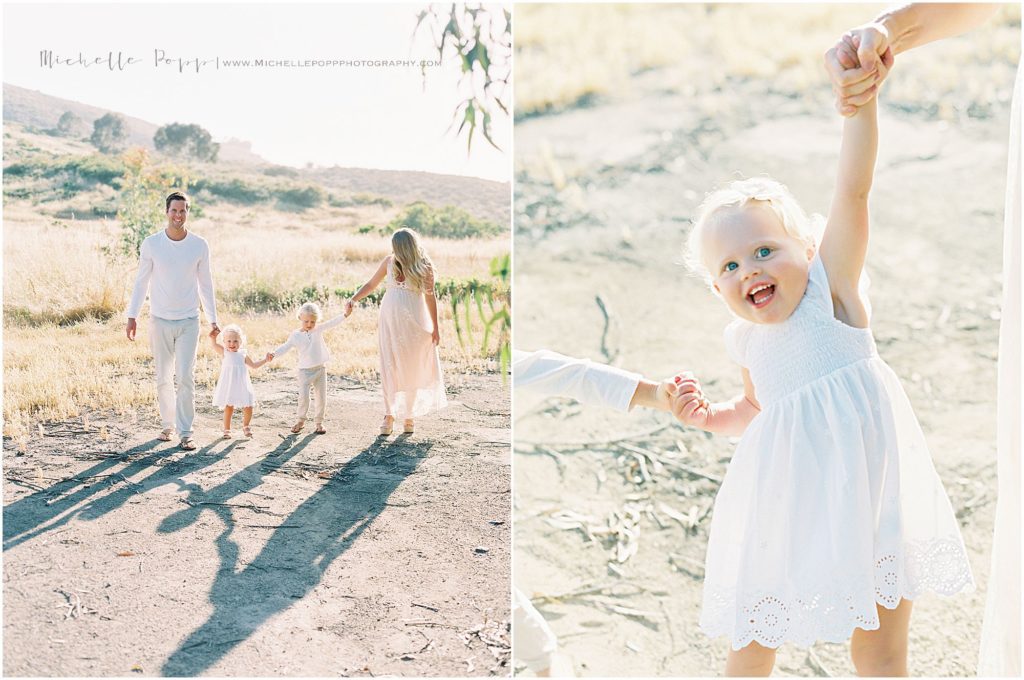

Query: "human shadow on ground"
left=160, top=437, right=432, bottom=676
left=3, top=438, right=205, bottom=551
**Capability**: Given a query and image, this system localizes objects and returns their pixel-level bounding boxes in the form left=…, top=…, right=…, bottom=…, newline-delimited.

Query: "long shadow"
left=4, top=438, right=178, bottom=551
left=160, top=437, right=432, bottom=676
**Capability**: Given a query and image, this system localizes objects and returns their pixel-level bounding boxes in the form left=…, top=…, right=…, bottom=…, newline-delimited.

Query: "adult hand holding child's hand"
left=825, top=23, right=894, bottom=116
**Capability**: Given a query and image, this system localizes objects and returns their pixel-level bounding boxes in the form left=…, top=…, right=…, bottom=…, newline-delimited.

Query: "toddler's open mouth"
left=747, top=283, right=776, bottom=308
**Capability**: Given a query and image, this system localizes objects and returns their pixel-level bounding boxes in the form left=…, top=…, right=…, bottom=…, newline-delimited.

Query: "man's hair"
left=165, top=191, right=191, bottom=212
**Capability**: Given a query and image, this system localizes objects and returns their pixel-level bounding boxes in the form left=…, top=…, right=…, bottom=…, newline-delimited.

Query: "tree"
left=115, top=149, right=191, bottom=257
left=90, top=113, right=129, bottom=153
left=415, top=4, right=511, bottom=152
left=56, top=111, right=85, bottom=137
left=153, top=122, right=220, bottom=162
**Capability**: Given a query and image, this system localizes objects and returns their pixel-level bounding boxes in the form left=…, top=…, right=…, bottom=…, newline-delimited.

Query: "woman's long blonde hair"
left=391, top=228, right=434, bottom=292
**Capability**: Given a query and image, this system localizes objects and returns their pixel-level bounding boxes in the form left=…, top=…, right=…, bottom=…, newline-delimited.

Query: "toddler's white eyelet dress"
left=213, top=349, right=256, bottom=408
left=700, top=253, right=974, bottom=650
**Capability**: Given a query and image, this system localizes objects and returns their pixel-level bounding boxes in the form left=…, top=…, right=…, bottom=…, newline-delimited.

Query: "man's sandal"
left=179, top=437, right=197, bottom=451
left=158, top=428, right=173, bottom=442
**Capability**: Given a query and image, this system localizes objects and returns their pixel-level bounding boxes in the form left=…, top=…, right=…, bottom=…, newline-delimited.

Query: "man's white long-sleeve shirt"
left=273, top=315, right=347, bottom=369
left=126, top=231, right=218, bottom=323
left=512, top=349, right=641, bottom=417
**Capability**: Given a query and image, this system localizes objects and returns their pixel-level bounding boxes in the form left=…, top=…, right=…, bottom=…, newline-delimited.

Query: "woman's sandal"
left=157, top=428, right=173, bottom=442
left=290, top=419, right=305, bottom=434
left=222, top=429, right=232, bottom=439
left=403, top=419, right=414, bottom=434
left=380, top=416, right=394, bottom=436
left=243, top=425, right=253, bottom=438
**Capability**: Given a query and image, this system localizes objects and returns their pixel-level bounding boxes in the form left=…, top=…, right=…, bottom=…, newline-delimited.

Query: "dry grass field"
left=2, top=122, right=509, bottom=443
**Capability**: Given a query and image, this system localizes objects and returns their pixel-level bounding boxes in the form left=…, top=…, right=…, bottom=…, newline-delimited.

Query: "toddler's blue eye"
left=757, top=247, right=771, bottom=258
left=724, top=262, right=738, bottom=272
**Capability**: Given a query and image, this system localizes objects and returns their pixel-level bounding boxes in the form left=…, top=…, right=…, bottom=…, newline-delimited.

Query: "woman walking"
left=347, top=228, right=448, bottom=434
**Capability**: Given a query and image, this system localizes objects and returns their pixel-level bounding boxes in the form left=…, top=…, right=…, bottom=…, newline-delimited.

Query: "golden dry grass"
left=515, top=3, right=1020, bottom=117
left=3, top=193, right=507, bottom=441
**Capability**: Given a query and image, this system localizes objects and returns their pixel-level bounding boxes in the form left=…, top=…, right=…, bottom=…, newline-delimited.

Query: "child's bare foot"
left=222, top=429, right=232, bottom=439
left=290, top=419, right=305, bottom=434
left=314, top=423, right=326, bottom=435
left=380, top=415, right=395, bottom=436
left=243, top=425, right=253, bottom=438
left=403, top=419, right=414, bottom=434
left=157, top=428, right=173, bottom=442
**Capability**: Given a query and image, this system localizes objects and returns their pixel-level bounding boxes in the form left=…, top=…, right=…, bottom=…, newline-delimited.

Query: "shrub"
left=387, top=201, right=503, bottom=239
left=194, top=177, right=270, bottom=204
left=275, top=185, right=326, bottom=209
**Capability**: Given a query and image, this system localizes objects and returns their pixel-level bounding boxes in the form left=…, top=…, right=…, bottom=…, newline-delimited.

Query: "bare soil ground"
left=513, top=60, right=1010, bottom=678
left=3, top=371, right=510, bottom=677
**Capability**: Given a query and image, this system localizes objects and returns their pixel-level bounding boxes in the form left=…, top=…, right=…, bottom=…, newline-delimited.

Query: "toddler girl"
left=210, top=324, right=270, bottom=438
left=268, top=301, right=349, bottom=434
left=673, top=95, right=973, bottom=676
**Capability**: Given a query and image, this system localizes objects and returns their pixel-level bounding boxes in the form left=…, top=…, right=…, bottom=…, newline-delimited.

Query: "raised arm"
left=345, top=257, right=390, bottom=315
left=819, top=96, right=878, bottom=328
left=208, top=329, right=225, bottom=356
left=672, top=369, right=760, bottom=438
left=827, top=4, right=1000, bottom=115
left=316, top=313, right=348, bottom=334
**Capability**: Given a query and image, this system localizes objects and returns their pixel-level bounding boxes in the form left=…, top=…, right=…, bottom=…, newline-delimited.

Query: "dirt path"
left=513, top=71, right=1007, bottom=676
left=3, top=372, right=510, bottom=677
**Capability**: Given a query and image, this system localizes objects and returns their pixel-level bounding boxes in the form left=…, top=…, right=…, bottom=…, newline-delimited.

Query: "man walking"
left=126, top=191, right=219, bottom=450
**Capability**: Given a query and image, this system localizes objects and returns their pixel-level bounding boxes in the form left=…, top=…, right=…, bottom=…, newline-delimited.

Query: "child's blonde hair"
left=297, top=301, right=322, bottom=320
left=685, top=177, right=822, bottom=285
left=391, top=228, right=434, bottom=293
left=221, top=323, right=246, bottom=346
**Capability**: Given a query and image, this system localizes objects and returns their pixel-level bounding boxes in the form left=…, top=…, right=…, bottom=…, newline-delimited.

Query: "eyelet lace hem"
left=699, top=537, right=975, bottom=650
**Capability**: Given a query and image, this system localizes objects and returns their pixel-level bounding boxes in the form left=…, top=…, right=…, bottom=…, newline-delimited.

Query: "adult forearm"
left=351, top=282, right=376, bottom=303
left=877, top=3, right=1000, bottom=55
left=426, top=295, right=440, bottom=329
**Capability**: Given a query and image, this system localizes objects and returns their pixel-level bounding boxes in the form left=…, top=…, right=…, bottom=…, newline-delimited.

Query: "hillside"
left=3, top=83, right=510, bottom=225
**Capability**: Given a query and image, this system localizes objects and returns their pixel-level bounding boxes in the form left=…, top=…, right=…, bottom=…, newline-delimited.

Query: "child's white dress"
left=212, top=349, right=256, bottom=408
left=701, top=253, right=974, bottom=650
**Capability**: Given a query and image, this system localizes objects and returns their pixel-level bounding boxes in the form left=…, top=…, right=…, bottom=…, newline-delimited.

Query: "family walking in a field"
left=515, top=3, right=1018, bottom=677
left=126, top=192, right=448, bottom=447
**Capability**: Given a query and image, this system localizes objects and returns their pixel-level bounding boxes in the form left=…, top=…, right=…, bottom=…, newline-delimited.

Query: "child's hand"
left=344, top=300, right=354, bottom=317
left=671, top=372, right=711, bottom=428
left=654, top=378, right=679, bottom=412
left=265, top=352, right=274, bottom=362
